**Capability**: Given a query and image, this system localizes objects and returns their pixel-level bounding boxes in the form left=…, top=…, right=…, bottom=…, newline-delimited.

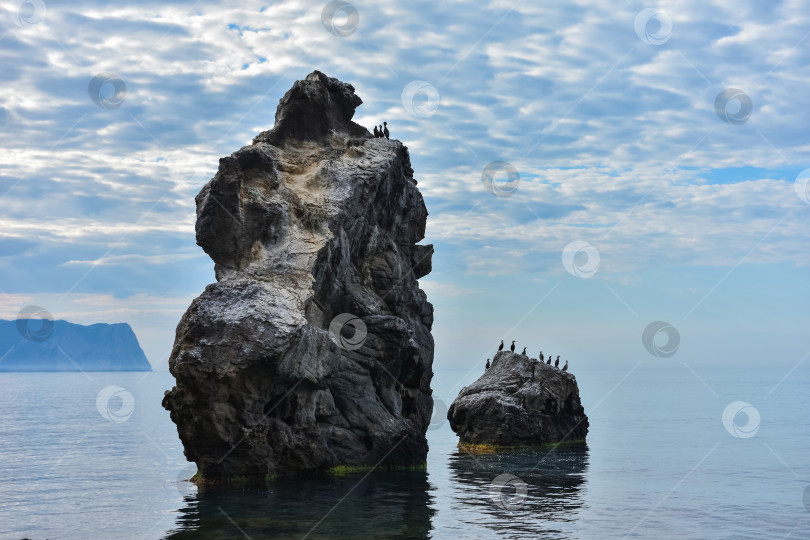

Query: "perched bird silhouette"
left=378, top=125, right=384, bottom=137
left=561, top=360, right=568, bottom=372
left=510, top=340, right=515, bottom=352
left=373, top=125, right=380, bottom=138
left=539, top=351, right=544, bottom=363
left=485, top=358, right=491, bottom=370
left=498, top=340, right=504, bottom=352
left=546, top=355, right=552, bottom=365
left=521, top=346, right=527, bottom=356
left=554, top=356, right=560, bottom=367
left=383, top=121, right=390, bottom=139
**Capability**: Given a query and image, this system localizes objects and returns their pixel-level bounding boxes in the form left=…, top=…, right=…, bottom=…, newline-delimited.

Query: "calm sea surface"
left=1, top=364, right=808, bottom=539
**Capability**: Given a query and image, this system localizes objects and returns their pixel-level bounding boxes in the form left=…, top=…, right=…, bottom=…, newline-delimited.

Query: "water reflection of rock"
left=164, top=471, right=434, bottom=540
left=448, top=445, right=589, bottom=538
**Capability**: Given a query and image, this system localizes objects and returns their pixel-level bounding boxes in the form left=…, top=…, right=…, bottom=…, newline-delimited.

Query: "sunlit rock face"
left=163, top=71, right=435, bottom=482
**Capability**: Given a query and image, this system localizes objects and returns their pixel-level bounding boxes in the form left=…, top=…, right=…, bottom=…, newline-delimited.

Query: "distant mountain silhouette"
left=0, top=319, right=151, bottom=372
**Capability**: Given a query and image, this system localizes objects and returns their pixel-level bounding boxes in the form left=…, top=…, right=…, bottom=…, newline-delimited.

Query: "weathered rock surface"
left=447, top=352, right=588, bottom=446
left=162, top=71, right=435, bottom=481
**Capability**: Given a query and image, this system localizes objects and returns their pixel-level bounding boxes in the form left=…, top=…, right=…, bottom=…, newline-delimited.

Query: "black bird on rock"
left=498, top=340, right=504, bottom=352
left=485, top=358, right=491, bottom=370
left=383, top=121, right=390, bottom=139
left=555, top=356, right=560, bottom=367
left=539, top=351, right=544, bottom=362
left=562, top=360, right=568, bottom=372
left=510, top=340, right=515, bottom=352
left=373, top=125, right=380, bottom=138
left=546, top=355, right=552, bottom=365
left=521, top=346, right=527, bottom=356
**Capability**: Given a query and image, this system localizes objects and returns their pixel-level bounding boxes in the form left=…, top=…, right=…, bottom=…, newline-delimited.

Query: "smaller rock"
left=447, top=351, right=588, bottom=447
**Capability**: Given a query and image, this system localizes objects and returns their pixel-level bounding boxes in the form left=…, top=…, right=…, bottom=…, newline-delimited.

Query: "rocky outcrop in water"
left=162, top=71, right=435, bottom=482
left=447, top=351, right=588, bottom=447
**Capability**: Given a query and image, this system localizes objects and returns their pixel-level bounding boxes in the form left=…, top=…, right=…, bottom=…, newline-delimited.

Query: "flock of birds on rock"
left=373, top=122, right=390, bottom=139
left=484, top=339, right=569, bottom=373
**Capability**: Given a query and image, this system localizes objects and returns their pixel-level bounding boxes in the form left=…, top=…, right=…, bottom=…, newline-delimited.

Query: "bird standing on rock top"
left=546, top=355, right=552, bottom=365
left=510, top=341, right=515, bottom=352
left=373, top=125, right=380, bottom=138
left=498, top=340, right=504, bottom=352
left=539, top=351, right=544, bottom=362
left=383, top=121, right=390, bottom=139
left=555, top=356, right=560, bottom=367
left=485, top=358, right=491, bottom=370
left=562, top=360, right=568, bottom=372
left=521, top=347, right=527, bottom=356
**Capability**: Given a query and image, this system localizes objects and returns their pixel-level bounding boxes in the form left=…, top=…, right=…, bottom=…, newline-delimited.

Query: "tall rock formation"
left=447, top=351, right=588, bottom=447
left=163, top=71, right=435, bottom=482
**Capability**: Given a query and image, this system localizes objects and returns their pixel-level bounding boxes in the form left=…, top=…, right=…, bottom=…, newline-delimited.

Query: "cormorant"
left=378, top=125, right=384, bottom=137
left=546, top=355, right=552, bottom=365
left=510, top=340, right=515, bottom=352
left=373, top=126, right=380, bottom=138
left=383, top=121, right=390, bottom=139
left=562, top=360, right=568, bottom=372
left=498, top=340, right=504, bottom=352
left=539, top=351, right=544, bottom=362
left=485, top=358, right=491, bottom=370
left=521, top=346, right=527, bottom=356
left=554, top=356, right=560, bottom=367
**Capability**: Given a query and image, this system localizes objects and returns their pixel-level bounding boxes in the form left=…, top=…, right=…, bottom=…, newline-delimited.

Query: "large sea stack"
left=447, top=351, right=588, bottom=447
left=163, top=71, right=435, bottom=482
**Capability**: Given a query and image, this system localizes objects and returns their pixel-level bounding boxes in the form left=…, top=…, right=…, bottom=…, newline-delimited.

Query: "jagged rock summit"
left=447, top=351, right=588, bottom=447
left=163, top=71, right=435, bottom=482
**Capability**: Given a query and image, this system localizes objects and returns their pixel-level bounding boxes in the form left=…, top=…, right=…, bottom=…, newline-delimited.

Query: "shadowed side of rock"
left=162, top=71, right=434, bottom=482
left=447, top=351, right=588, bottom=447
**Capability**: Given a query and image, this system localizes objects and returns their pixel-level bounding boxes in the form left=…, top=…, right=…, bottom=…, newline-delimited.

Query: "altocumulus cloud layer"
left=0, top=0, right=809, bottom=366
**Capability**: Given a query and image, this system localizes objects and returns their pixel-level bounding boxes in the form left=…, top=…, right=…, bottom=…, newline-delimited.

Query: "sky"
left=1, top=0, right=809, bottom=375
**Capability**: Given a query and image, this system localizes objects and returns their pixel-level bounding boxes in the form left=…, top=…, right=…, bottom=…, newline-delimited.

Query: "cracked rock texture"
left=162, top=71, right=435, bottom=481
left=447, top=352, right=588, bottom=446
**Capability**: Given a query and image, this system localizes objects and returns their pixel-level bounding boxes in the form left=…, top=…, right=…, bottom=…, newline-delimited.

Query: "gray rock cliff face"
left=162, top=71, right=435, bottom=481
left=447, top=351, right=588, bottom=446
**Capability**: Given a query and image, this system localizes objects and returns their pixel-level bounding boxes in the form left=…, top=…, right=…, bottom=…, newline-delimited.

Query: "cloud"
left=1, top=0, right=809, bottom=361
left=418, top=279, right=477, bottom=297
left=63, top=252, right=202, bottom=266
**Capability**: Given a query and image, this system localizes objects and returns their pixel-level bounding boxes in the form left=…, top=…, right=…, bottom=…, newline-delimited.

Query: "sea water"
left=0, top=363, right=808, bottom=539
